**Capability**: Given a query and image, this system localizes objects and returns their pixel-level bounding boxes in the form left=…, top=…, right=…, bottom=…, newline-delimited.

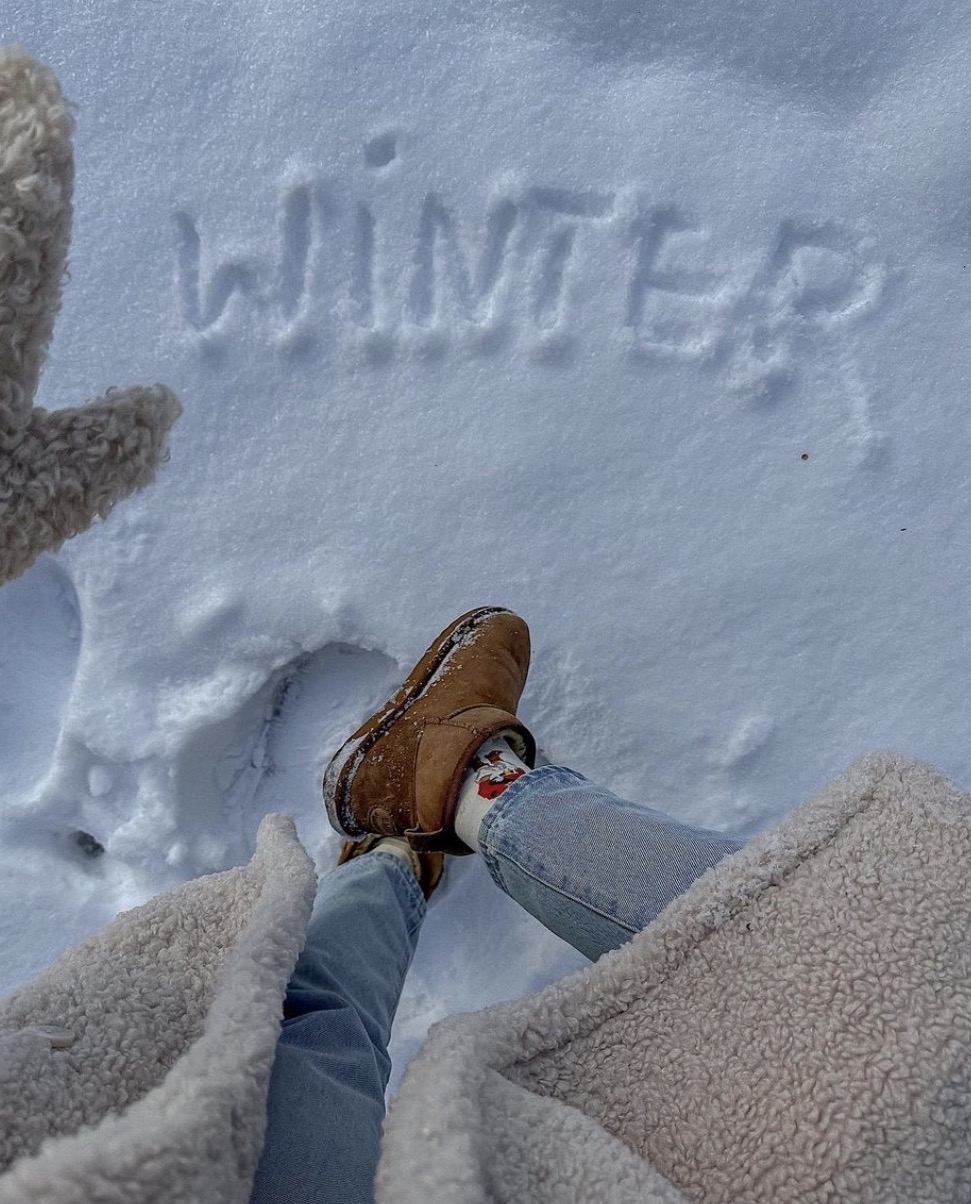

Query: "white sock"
left=373, top=835, right=421, bottom=879
left=454, top=732, right=530, bottom=853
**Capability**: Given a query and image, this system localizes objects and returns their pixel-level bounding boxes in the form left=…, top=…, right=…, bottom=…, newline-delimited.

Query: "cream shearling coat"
left=0, top=753, right=969, bottom=1203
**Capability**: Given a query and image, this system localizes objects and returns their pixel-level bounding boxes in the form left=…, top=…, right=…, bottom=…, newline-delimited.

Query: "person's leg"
left=320, top=605, right=741, bottom=968
left=249, top=849, right=425, bottom=1204
left=475, top=764, right=745, bottom=962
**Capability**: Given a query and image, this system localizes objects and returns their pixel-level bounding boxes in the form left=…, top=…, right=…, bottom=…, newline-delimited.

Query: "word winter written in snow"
left=174, top=173, right=887, bottom=374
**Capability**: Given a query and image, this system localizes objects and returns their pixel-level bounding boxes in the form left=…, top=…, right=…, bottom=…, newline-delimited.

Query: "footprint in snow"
left=0, top=557, right=81, bottom=808
left=211, top=642, right=400, bottom=865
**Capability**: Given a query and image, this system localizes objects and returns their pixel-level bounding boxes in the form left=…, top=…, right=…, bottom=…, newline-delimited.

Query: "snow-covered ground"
left=3, top=0, right=971, bottom=1089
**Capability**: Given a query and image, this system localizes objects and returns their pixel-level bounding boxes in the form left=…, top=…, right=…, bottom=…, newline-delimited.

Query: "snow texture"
left=1, top=0, right=970, bottom=1090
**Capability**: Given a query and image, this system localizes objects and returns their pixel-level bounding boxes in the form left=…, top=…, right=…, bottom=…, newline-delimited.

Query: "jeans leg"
left=479, top=765, right=744, bottom=962
left=250, top=851, right=425, bottom=1204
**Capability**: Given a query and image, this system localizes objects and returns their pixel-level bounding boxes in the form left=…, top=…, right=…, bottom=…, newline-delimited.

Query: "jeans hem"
left=354, top=850, right=426, bottom=937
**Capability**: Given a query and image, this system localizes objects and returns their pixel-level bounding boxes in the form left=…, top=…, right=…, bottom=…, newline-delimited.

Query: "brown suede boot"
left=323, top=607, right=536, bottom=855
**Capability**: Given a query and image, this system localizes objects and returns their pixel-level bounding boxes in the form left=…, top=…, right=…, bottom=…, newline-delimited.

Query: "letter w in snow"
left=175, top=184, right=315, bottom=333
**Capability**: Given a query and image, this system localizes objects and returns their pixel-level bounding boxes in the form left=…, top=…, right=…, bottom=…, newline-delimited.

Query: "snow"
left=3, top=0, right=971, bottom=1090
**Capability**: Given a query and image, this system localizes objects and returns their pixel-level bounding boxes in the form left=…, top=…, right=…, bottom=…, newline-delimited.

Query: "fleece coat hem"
left=376, top=751, right=971, bottom=1204
left=0, top=813, right=317, bottom=1204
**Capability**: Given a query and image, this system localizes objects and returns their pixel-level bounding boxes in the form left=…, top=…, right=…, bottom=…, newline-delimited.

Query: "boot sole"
left=323, top=606, right=513, bottom=839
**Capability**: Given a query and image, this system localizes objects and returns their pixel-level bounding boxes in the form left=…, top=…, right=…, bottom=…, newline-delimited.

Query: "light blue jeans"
left=249, top=766, right=744, bottom=1203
